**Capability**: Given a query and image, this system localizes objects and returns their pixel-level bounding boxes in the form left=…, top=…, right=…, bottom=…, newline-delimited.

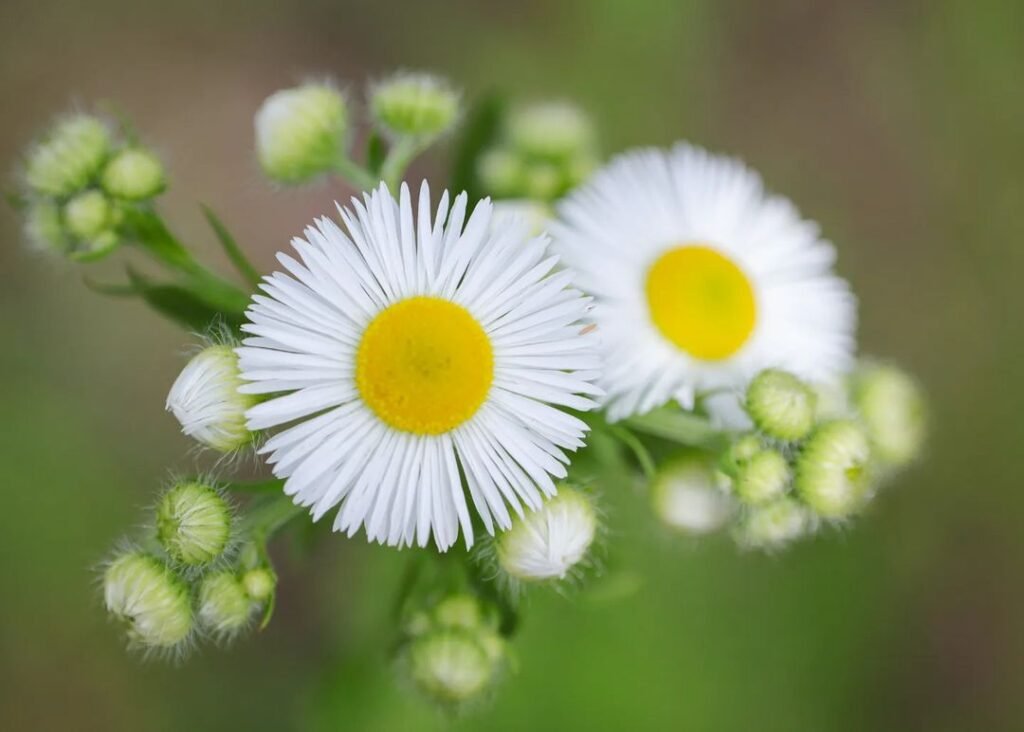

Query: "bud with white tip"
left=25, top=115, right=112, bottom=196
left=506, top=101, right=596, bottom=162
left=850, top=362, right=926, bottom=468
left=735, top=497, right=815, bottom=550
left=794, top=419, right=873, bottom=518
left=254, top=82, right=348, bottom=184
left=409, top=630, right=500, bottom=706
left=496, top=487, right=598, bottom=583
left=23, top=200, right=69, bottom=254
left=745, top=368, right=817, bottom=442
left=101, top=147, right=166, bottom=200
left=63, top=189, right=113, bottom=240
left=369, top=71, right=460, bottom=140
left=241, top=567, right=276, bottom=603
left=651, top=454, right=735, bottom=535
left=156, top=481, right=233, bottom=567
left=733, top=448, right=791, bottom=506
left=198, top=570, right=256, bottom=639
left=166, top=345, right=257, bottom=452
left=103, top=551, right=193, bottom=651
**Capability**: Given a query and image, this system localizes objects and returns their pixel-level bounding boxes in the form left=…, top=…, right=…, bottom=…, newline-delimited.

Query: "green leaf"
left=450, top=92, right=506, bottom=203
left=201, top=205, right=261, bottom=287
left=123, top=266, right=246, bottom=332
left=623, top=405, right=721, bottom=448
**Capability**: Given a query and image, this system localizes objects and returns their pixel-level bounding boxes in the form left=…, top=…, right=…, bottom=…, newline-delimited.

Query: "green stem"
left=379, top=136, right=426, bottom=191
left=622, top=408, right=724, bottom=449
left=334, top=156, right=380, bottom=191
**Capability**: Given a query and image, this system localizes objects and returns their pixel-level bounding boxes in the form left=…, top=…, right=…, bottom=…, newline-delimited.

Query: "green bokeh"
left=1, top=0, right=1022, bottom=729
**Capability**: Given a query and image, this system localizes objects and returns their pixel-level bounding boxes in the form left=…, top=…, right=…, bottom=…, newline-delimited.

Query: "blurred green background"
left=2, top=0, right=1023, bottom=729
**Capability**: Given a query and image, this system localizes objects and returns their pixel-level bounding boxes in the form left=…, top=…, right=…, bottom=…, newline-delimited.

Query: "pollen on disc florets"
left=254, top=82, right=348, bottom=184
left=650, top=454, right=736, bottom=535
left=155, top=481, right=234, bottom=567
left=794, top=419, right=873, bottom=519
left=103, top=551, right=193, bottom=652
left=745, top=368, right=817, bottom=442
left=369, top=71, right=461, bottom=140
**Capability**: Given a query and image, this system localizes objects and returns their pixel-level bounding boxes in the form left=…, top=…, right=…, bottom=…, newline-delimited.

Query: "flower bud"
left=506, top=101, right=596, bottom=162
left=432, top=593, right=485, bottom=631
left=23, top=200, right=69, bottom=254
left=733, top=448, right=791, bottom=505
left=101, top=147, right=166, bottom=200
left=156, top=481, right=233, bottom=566
left=794, top=419, right=873, bottom=518
left=496, top=488, right=597, bottom=582
left=476, top=149, right=524, bottom=197
left=254, top=83, right=348, bottom=184
left=63, top=189, right=113, bottom=240
left=735, top=497, right=815, bottom=550
left=745, top=368, right=817, bottom=442
left=408, top=630, right=501, bottom=706
left=25, top=115, right=112, bottom=196
left=850, top=363, right=926, bottom=467
left=370, top=71, right=460, bottom=139
left=198, top=570, right=256, bottom=638
left=166, top=345, right=257, bottom=452
left=103, top=552, right=192, bottom=650
left=71, top=229, right=120, bottom=262
left=651, top=455, right=735, bottom=534
left=241, top=567, right=276, bottom=602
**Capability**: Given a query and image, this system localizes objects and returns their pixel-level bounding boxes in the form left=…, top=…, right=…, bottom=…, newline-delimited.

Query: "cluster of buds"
left=477, top=101, right=599, bottom=202
left=651, top=364, right=925, bottom=550
left=254, top=71, right=460, bottom=187
left=102, top=479, right=277, bottom=655
left=478, top=486, right=601, bottom=596
left=18, top=114, right=165, bottom=260
left=399, top=593, right=508, bottom=708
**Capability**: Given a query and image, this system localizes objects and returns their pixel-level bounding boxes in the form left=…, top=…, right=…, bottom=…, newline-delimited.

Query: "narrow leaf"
left=201, top=205, right=261, bottom=287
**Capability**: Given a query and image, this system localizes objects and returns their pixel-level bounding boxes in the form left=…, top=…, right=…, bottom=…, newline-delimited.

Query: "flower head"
left=495, top=487, right=598, bottom=582
left=794, top=419, right=873, bottom=518
left=650, top=454, right=735, bottom=534
left=25, top=115, right=112, bottom=196
left=255, top=82, right=348, bottom=184
left=369, top=71, right=460, bottom=139
left=155, top=481, right=233, bottom=567
left=733, top=447, right=791, bottom=506
left=166, top=345, right=257, bottom=452
left=552, top=144, right=856, bottom=422
left=850, top=362, right=926, bottom=467
left=101, top=147, right=166, bottom=200
left=745, top=368, right=817, bottom=441
left=103, top=552, right=193, bottom=651
left=238, top=182, right=600, bottom=550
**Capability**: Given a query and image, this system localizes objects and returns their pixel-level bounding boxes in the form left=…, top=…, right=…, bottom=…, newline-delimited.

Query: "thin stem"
left=334, top=156, right=380, bottom=192
left=380, top=136, right=426, bottom=191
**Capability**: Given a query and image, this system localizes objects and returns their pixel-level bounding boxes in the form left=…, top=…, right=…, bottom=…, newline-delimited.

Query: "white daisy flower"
left=237, top=182, right=601, bottom=551
left=551, top=143, right=856, bottom=422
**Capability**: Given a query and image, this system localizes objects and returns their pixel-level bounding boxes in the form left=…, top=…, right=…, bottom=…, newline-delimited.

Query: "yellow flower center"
left=645, top=245, right=757, bottom=361
left=356, top=296, right=494, bottom=435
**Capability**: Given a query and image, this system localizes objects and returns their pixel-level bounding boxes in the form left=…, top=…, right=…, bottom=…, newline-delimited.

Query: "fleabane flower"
left=166, top=345, right=257, bottom=452
left=237, top=182, right=601, bottom=551
left=552, top=144, right=856, bottom=422
left=494, top=487, right=598, bottom=583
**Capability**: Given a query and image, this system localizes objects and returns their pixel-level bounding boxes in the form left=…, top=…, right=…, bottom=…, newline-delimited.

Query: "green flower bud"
left=23, top=200, right=70, bottom=254
left=734, top=449, right=791, bottom=505
left=198, top=570, right=255, bottom=637
left=794, top=419, right=873, bottom=518
left=506, top=101, right=596, bottom=162
left=496, top=488, right=597, bottom=582
left=25, top=115, right=111, bottom=196
left=432, top=594, right=485, bottom=631
left=735, top=497, right=815, bottom=550
left=254, top=83, right=348, bottom=184
left=408, top=630, right=500, bottom=706
left=370, top=71, right=460, bottom=139
left=166, top=345, right=257, bottom=452
left=241, top=567, right=276, bottom=602
left=745, top=368, right=817, bottom=441
left=651, top=454, right=735, bottom=535
left=850, top=363, right=926, bottom=467
left=103, top=552, right=193, bottom=650
left=101, top=148, right=166, bottom=200
left=63, top=189, right=112, bottom=240
left=719, top=432, right=763, bottom=477
left=156, top=481, right=233, bottom=566
left=71, top=228, right=120, bottom=262
left=477, top=149, right=524, bottom=197
left=523, top=161, right=563, bottom=200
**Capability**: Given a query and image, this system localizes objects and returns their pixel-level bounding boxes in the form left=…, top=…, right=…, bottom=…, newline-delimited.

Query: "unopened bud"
left=101, top=147, right=166, bottom=200
left=25, top=115, right=111, bottom=196
left=408, top=630, right=500, bottom=706
left=496, top=488, right=597, bottom=582
left=733, top=448, right=791, bottom=505
left=370, top=72, right=460, bottom=139
left=23, top=200, right=69, bottom=254
left=506, top=101, right=596, bottom=162
left=198, top=570, right=255, bottom=638
left=156, top=481, right=233, bottom=566
left=850, top=363, right=926, bottom=467
left=254, top=83, right=348, bottom=184
left=745, top=368, right=817, bottom=442
left=63, top=189, right=113, bottom=240
left=241, top=567, right=276, bottom=602
left=103, top=552, right=192, bottom=650
left=794, top=420, right=873, bottom=518
left=735, top=497, right=815, bottom=550
left=651, top=454, right=735, bottom=534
